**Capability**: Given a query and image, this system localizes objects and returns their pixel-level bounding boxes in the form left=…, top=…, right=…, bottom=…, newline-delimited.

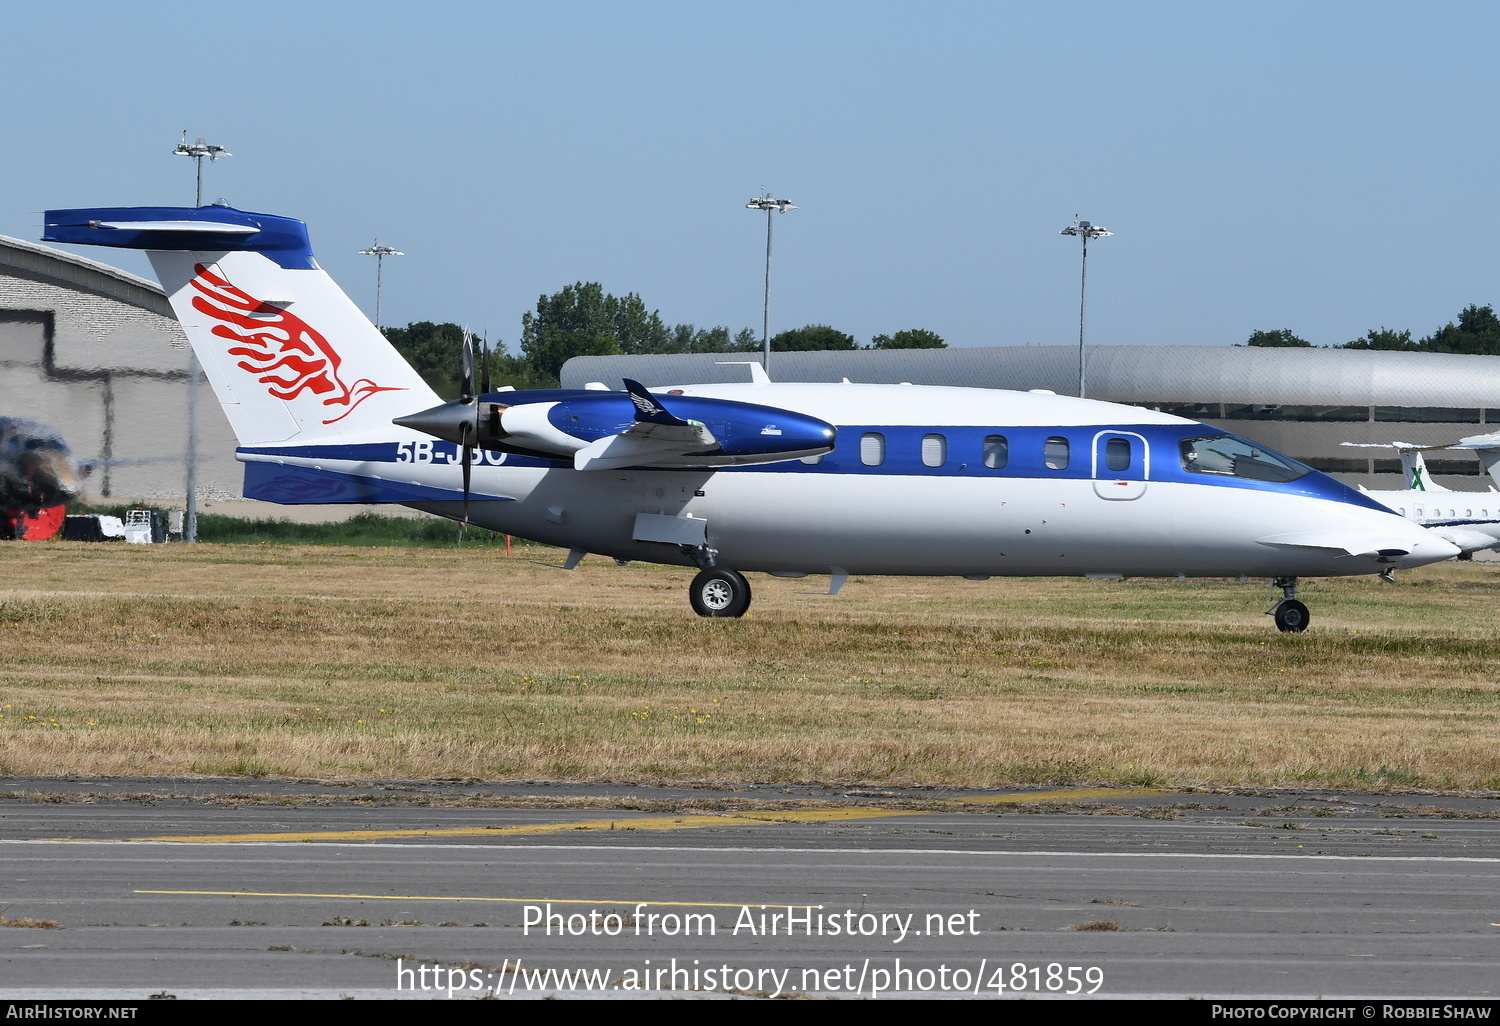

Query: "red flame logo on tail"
left=189, top=264, right=405, bottom=424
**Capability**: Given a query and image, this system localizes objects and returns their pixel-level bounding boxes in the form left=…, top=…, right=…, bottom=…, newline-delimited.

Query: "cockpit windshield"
left=1179, top=434, right=1311, bottom=484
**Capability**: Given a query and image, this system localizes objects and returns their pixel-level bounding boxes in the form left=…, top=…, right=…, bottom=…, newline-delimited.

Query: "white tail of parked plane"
left=42, top=205, right=438, bottom=446
left=1395, top=444, right=1449, bottom=492
left=1456, top=431, right=1500, bottom=488
left=1344, top=440, right=1452, bottom=491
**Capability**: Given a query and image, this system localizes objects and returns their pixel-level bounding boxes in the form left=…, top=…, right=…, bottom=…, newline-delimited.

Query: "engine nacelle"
left=395, top=385, right=836, bottom=470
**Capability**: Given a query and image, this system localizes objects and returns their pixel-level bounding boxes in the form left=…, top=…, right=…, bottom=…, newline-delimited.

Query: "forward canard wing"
left=1256, top=530, right=1459, bottom=562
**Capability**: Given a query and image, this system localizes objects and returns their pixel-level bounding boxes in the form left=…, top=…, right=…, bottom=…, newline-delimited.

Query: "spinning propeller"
left=455, top=331, right=493, bottom=526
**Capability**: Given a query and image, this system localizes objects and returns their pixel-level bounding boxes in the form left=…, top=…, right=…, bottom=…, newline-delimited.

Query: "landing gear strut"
left=1267, top=576, right=1309, bottom=633
left=689, top=568, right=752, bottom=618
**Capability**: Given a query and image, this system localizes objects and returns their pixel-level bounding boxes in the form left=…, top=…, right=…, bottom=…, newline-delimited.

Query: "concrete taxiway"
left=0, top=780, right=1495, bottom=999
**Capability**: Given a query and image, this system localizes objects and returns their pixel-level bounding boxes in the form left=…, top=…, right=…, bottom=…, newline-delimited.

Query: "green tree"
left=1340, top=327, right=1415, bottom=351
left=520, top=282, right=670, bottom=383
left=869, top=328, right=946, bottom=350
left=769, top=324, right=859, bottom=352
left=1421, top=304, right=1500, bottom=356
left=384, top=323, right=550, bottom=394
left=664, top=324, right=760, bottom=353
left=1245, top=328, right=1312, bottom=348
left=485, top=341, right=554, bottom=391
left=382, top=321, right=468, bottom=396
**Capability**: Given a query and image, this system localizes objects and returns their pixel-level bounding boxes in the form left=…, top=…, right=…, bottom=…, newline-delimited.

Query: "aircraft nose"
left=1388, top=521, right=1461, bottom=567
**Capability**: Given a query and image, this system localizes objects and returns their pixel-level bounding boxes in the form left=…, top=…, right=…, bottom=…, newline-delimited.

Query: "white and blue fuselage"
left=240, top=382, right=1451, bottom=580
left=39, top=202, right=1459, bottom=626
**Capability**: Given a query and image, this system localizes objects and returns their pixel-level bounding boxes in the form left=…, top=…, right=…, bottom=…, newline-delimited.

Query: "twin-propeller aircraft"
left=42, top=203, right=1460, bottom=629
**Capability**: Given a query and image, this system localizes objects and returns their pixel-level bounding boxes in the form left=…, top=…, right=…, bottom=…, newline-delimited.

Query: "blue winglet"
left=622, top=378, right=692, bottom=427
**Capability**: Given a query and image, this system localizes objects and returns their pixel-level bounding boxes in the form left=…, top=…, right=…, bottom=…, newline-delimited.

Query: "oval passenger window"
left=921, top=433, right=946, bottom=467
left=982, top=435, right=1008, bottom=469
left=1044, top=436, right=1070, bottom=471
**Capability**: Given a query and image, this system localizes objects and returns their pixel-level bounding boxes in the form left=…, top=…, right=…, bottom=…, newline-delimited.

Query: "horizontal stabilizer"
left=43, top=204, right=316, bottom=270
left=94, top=219, right=259, bottom=234
left=1453, top=431, right=1500, bottom=449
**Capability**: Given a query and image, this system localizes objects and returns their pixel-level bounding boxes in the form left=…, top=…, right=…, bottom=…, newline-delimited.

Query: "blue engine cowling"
left=397, top=385, right=836, bottom=469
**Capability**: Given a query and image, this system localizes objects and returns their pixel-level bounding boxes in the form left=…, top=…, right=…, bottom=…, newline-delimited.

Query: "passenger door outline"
left=1092, top=430, right=1149, bottom=500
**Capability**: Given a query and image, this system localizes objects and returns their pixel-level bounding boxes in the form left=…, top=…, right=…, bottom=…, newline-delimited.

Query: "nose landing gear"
left=1267, top=576, right=1309, bottom=633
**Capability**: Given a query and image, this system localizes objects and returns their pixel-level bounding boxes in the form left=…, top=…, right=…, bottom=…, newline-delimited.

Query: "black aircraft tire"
left=689, top=568, right=752, bottom=618
left=1274, top=599, right=1310, bottom=633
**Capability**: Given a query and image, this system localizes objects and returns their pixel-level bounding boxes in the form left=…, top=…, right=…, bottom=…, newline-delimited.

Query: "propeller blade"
left=461, top=332, right=475, bottom=405
left=460, top=420, right=473, bottom=526
left=480, top=335, right=492, bottom=394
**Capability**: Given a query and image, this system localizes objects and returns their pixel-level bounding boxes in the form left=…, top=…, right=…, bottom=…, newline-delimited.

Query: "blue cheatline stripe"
left=241, top=461, right=513, bottom=505
left=239, top=422, right=1390, bottom=512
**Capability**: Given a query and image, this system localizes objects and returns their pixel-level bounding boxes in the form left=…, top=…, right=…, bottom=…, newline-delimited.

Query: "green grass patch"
left=70, top=505, right=537, bottom=549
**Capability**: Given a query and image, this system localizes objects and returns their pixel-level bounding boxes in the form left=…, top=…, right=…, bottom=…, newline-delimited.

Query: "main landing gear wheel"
left=689, top=568, right=752, bottom=618
left=1273, top=599, right=1310, bottom=633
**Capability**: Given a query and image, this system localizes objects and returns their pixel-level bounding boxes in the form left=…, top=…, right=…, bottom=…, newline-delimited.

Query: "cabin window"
left=1044, top=436, right=1070, bottom=471
left=921, top=433, right=946, bottom=467
left=860, top=432, right=885, bottom=466
left=982, top=435, right=1008, bottom=469
left=1105, top=437, right=1132, bottom=473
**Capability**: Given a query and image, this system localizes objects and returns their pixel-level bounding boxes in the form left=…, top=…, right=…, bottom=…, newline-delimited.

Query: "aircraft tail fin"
left=1341, top=440, right=1451, bottom=492
left=1476, top=448, right=1500, bottom=488
left=42, top=205, right=439, bottom=446
left=1397, top=447, right=1449, bottom=492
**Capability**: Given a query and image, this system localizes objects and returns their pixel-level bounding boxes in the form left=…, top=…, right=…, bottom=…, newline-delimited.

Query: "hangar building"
left=0, top=235, right=238, bottom=508
left=563, top=347, right=1500, bottom=492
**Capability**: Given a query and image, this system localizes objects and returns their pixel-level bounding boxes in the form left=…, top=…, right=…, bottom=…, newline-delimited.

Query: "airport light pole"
left=359, top=241, right=403, bottom=331
left=172, top=132, right=230, bottom=543
left=1059, top=218, right=1112, bottom=399
left=172, top=131, right=231, bottom=208
left=746, top=192, right=796, bottom=375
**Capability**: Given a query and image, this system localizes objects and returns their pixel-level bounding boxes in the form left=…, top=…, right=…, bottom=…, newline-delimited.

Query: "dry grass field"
left=0, top=540, right=1496, bottom=790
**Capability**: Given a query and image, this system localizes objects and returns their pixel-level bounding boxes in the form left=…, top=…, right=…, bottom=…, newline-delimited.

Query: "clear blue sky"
left=6, top=1, right=1498, bottom=354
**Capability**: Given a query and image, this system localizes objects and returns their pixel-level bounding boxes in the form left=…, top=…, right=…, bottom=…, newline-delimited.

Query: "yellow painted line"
left=118, top=808, right=931, bottom=844
left=136, top=889, right=763, bottom=909
left=55, top=787, right=1178, bottom=844
left=950, top=787, right=1173, bottom=805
